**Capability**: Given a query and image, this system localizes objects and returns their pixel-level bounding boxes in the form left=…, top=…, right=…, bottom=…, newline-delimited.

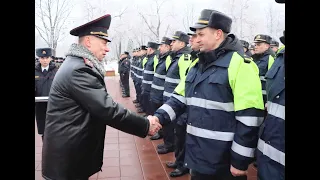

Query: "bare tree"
left=83, top=0, right=128, bottom=21
left=138, top=0, right=169, bottom=41
left=265, top=3, right=275, bottom=36
left=82, top=0, right=129, bottom=60
left=238, top=0, right=250, bottom=39
left=224, top=0, right=259, bottom=41
left=182, top=4, right=197, bottom=33
left=265, top=3, right=284, bottom=39
left=35, top=0, right=74, bottom=56
left=131, top=28, right=147, bottom=46
left=226, top=0, right=238, bottom=35
left=247, top=20, right=257, bottom=42
left=225, top=0, right=252, bottom=39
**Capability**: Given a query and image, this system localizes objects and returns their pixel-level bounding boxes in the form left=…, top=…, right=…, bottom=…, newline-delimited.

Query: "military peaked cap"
left=240, top=40, right=249, bottom=49
left=190, top=9, right=232, bottom=33
left=70, top=14, right=112, bottom=42
left=254, top=34, right=272, bottom=44
left=270, top=39, right=279, bottom=47
left=140, top=45, right=147, bottom=50
left=147, top=42, right=160, bottom=50
left=36, top=48, right=52, bottom=57
left=172, top=31, right=189, bottom=44
left=161, top=37, right=172, bottom=45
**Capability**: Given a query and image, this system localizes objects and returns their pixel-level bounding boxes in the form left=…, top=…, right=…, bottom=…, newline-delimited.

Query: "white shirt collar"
left=41, top=66, right=49, bottom=72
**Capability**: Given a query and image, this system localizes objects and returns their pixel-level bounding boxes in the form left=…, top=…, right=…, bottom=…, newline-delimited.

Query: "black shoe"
left=158, top=147, right=174, bottom=154
left=166, top=161, right=177, bottom=169
left=169, top=168, right=189, bottom=177
left=157, top=143, right=165, bottom=149
left=133, top=99, right=139, bottom=103
left=150, top=133, right=163, bottom=140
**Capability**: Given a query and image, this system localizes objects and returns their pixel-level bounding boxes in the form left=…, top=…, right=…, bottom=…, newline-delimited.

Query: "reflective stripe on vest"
left=267, top=101, right=285, bottom=120
left=258, top=138, right=285, bottom=166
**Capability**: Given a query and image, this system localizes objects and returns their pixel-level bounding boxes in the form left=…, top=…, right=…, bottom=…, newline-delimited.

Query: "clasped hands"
left=146, top=115, right=162, bottom=136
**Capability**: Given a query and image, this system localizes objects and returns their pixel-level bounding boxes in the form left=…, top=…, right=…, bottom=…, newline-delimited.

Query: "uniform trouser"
left=121, top=73, right=130, bottom=95
left=190, top=170, right=247, bottom=180
left=163, top=121, right=175, bottom=149
left=136, top=82, right=142, bottom=103
left=174, top=123, right=187, bottom=169
left=119, top=73, right=123, bottom=87
left=35, top=102, right=47, bottom=135
left=141, top=92, right=151, bottom=115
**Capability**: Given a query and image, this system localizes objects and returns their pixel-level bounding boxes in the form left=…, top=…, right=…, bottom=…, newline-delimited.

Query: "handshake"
left=146, top=115, right=162, bottom=136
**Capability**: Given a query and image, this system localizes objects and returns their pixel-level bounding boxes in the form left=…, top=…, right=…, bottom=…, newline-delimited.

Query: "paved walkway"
left=35, top=76, right=257, bottom=180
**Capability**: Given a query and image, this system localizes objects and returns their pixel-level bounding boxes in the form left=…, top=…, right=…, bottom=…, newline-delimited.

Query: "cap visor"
left=98, top=36, right=111, bottom=42
left=253, top=40, right=267, bottom=43
left=189, top=24, right=208, bottom=32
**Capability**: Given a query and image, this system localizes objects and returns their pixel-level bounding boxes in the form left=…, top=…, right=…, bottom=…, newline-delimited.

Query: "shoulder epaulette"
left=184, top=53, right=189, bottom=61
left=244, top=57, right=252, bottom=63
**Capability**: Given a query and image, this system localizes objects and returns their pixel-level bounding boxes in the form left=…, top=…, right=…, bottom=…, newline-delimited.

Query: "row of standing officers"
left=119, top=5, right=285, bottom=180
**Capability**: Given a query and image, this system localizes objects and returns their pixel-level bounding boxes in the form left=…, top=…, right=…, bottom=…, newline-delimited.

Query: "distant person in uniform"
left=119, top=51, right=131, bottom=97
left=252, top=34, right=275, bottom=104
left=35, top=48, right=58, bottom=141
left=240, top=40, right=252, bottom=57
left=42, top=14, right=161, bottom=180
left=270, top=39, right=279, bottom=53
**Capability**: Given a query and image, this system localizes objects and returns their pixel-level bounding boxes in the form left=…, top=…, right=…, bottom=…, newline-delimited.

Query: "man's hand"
left=147, top=115, right=162, bottom=136
left=230, top=165, right=247, bottom=177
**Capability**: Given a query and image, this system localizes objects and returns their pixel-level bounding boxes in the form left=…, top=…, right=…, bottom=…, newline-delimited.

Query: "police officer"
left=252, top=34, right=275, bottom=104
left=166, top=31, right=200, bottom=177
left=141, top=42, right=159, bottom=115
left=257, top=1, right=285, bottom=179
left=240, top=40, right=252, bottom=57
left=131, top=49, right=139, bottom=100
left=35, top=48, right=58, bottom=141
left=151, top=9, right=264, bottom=180
left=135, top=46, right=147, bottom=113
left=130, top=49, right=137, bottom=84
left=149, top=37, right=172, bottom=140
left=42, top=14, right=161, bottom=180
left=257, top=30, right=285, bottom=180
left=118, top=54, right=124, bottom=90
left=158, top=31, right=192, bottom=155
left=132, top=48, right=141, bottom=104
left=270, top=39, right=279, bottom=53
left=119, top=51, right=131, bottom=97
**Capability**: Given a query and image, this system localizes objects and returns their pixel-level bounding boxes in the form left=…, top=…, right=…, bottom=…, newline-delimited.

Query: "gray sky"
left=35, top=0, right=285, bottom=59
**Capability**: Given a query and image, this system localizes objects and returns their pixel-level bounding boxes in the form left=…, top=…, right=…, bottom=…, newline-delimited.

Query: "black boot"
left=169, top=167, right=189, bottom=177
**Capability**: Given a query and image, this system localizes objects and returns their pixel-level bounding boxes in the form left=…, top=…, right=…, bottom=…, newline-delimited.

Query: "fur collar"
left=66, top=43, right=105, bottom=76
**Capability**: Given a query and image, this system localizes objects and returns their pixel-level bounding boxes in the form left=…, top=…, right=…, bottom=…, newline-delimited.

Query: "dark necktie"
left=43, top=69, right=48, bottom=75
